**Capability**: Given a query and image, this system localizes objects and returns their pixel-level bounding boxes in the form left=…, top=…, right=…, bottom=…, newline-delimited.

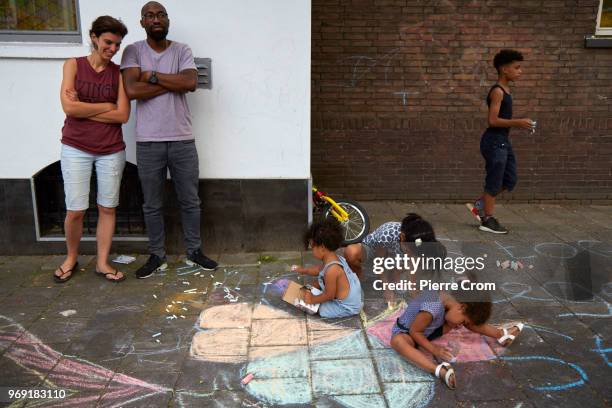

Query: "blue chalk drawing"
left=534, top=242, right=578, bottom=259
left=383, top=382, right=434, bottom=408
left=312, top=359, right=381, bottom=396
left=310, top=331, right=370, bottom=361
left=499, top=356, right=588, bottom=391
left=526, top=324, right=574, bottom=341
left=371, top=349, right=433, bottom=383
left=246, top=378, right=312, bottom=405
left=331, top=394, right=387, bottom=408
left=246, top=348, right=309, bottom=379
left=494, top=241, right=537, bottom=260
left=576, top=240, right=612, bottom=258
left=496, top=281, right=612, bottom=318
left=592, top=336, right=612, bottom=368
left=239, top=332, right=436, bottom=406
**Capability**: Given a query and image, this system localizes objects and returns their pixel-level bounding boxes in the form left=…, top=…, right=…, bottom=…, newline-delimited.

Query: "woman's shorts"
left=60, top=144, right=126, bottom=211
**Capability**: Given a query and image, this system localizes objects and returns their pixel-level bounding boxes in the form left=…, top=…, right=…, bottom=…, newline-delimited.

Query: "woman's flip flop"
left=95, top=268, right=126, bottom=282
left=53, top=262, right=79, bottom=283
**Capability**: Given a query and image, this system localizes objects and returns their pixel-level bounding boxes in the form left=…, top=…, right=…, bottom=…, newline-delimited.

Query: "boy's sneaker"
left=465, top=198, right=485, bottom=222
left=186, top=249, right=218, bottom=271
left=479, top=217, right=508, bottom=234
left=136, top=254, right=168, bottom=279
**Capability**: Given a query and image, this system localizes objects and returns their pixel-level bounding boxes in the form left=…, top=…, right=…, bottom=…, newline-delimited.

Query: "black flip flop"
left=53, top=262, right=79, bottom=284
left=95, top=268, right=126, bottom=282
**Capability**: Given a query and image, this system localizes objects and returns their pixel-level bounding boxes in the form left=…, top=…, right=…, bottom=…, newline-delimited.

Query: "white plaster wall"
left=0, top=0, right=310, bottom=179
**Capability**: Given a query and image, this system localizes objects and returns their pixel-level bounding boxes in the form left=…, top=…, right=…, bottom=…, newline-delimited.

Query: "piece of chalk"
left=152, top=332, right=161, bottom=338
left=241, top=373, right=254, bottom=385
left=153, top=294, right=157, bottom=299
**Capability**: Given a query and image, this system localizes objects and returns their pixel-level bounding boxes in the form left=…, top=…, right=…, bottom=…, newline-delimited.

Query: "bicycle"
left=312, top=185, right=370, bottom=245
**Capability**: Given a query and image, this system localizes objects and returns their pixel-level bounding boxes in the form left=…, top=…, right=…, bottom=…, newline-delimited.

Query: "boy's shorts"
left=480, top=133, right=517, bottom=196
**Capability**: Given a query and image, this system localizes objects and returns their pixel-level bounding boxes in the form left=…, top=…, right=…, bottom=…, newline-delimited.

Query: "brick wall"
left=311, top=0, right=612, bottom=201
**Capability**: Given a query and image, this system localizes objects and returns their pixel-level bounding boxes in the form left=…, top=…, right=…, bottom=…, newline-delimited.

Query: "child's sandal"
left=497, top=322, right=524, bottom=346
left=435, top=362, right=456, bottom=389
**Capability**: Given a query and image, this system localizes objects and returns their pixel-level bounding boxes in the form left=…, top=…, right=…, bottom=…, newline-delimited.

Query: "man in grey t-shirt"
left=121, top=1, right=217, bottom=278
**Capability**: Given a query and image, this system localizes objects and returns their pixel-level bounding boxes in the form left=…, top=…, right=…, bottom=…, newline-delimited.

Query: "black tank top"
left=485, top=84, right=512, bottom=136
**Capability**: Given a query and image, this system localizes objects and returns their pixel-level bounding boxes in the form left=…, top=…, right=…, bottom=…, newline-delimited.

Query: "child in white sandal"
left=390, top=289, right=523, bottom=389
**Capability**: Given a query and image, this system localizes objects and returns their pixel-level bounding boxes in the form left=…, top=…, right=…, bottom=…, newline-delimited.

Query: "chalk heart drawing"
left=188, top=276, right=595, bottom=407
left=189, top=278, right=435, bottom=408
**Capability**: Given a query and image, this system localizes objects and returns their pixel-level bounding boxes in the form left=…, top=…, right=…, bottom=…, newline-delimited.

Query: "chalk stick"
left=241, top=373, right=254, bottom=385
left=153, top=294, right=157, bottom=299
left=152, top=332, right=161, bottom=338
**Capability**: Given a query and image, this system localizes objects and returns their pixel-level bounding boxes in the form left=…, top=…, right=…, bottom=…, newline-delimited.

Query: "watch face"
left=149, top=73, right=158, bottom=84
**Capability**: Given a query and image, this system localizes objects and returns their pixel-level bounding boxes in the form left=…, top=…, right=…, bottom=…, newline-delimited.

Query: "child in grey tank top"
left=293, top=219, right=363, bottom=318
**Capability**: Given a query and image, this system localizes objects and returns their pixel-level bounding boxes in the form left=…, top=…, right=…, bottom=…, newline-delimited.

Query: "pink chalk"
left=242, top=373, right=254, bottom=385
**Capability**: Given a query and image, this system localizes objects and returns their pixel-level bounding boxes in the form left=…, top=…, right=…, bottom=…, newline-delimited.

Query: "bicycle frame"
left=312, top=187, right=350, bottom=222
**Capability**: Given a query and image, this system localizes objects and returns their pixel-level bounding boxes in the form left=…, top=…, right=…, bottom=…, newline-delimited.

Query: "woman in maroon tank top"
left=54, top=16, right=130, bottom=283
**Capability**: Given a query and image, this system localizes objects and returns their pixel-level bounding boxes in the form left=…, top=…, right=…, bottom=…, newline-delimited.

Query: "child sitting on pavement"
left=292, top=219, right=363, bottom=318
left=391, top=288, right=523, bottom=389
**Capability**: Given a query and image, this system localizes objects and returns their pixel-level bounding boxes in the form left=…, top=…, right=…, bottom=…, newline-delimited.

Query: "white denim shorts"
left=60, top=144, right=126, bottom=211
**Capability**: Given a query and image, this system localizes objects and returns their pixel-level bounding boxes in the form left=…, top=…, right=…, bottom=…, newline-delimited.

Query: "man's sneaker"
left=136, top=254, right=168, bottom=279
left=186, top=249, right=218, bottom=271
left=465, top=198, right=485, bottom=222
left=479, top=217, right=508, bottom=234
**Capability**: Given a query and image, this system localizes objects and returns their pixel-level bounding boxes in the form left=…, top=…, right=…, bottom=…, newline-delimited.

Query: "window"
left=597, top=0, right=612, bottom=36
left=0, top=0, right=81, bottom=42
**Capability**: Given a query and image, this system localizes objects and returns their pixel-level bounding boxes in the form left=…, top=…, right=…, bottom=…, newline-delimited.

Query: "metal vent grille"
left=194, top=58, right=212, bottom=89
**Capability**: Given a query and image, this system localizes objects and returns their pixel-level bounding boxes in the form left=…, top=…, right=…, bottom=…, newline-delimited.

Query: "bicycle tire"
left=323, top=199, right=370, bottom=246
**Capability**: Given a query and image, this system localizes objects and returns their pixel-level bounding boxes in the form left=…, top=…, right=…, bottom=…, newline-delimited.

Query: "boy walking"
left=467, top=49, right=534, bottom=234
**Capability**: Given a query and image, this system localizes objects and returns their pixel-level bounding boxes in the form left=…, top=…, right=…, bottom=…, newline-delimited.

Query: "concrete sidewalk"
left=0, top=203, right=610, bottom=407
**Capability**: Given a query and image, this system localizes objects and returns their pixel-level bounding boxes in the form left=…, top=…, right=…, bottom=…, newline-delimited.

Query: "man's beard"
left=148, top=27, right=168, bottom=41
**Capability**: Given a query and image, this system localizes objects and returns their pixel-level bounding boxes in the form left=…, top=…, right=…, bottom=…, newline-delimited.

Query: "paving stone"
left=311, top=359, right=380, bottom=396
left=247, top=346, right=309, bottom=378
left=251, top=319, right=307, bottom=346
left=309, top=330, right=369, bottom=360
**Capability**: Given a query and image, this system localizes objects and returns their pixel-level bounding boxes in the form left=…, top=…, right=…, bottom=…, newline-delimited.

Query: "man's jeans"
left=137, top=140, right=201, bottom=258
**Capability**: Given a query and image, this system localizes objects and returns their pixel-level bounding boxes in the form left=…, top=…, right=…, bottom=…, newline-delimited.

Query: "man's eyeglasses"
left=142, top=12, right=168, bottom=21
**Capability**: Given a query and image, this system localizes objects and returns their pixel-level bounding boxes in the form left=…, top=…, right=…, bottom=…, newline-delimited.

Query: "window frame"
left=0, top=0, right=82, bottom=43
left=596, top=0, right=612, bottom=36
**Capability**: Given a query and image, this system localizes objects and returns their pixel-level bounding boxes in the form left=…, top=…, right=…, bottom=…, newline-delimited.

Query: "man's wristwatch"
left=148, top=71, right=158, bottom=84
